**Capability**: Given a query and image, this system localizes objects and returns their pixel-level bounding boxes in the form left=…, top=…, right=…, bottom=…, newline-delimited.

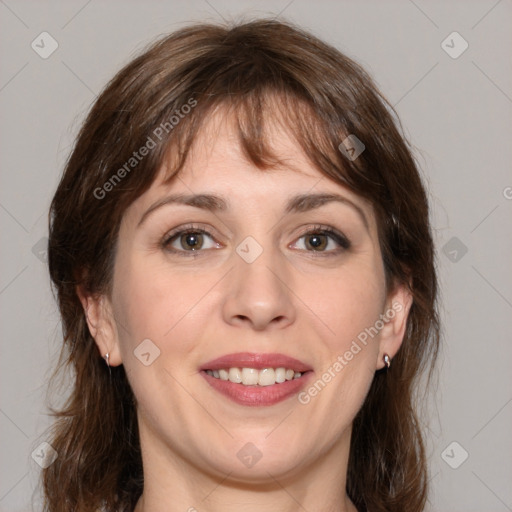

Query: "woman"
left=44, top=19, right=440, bottom=512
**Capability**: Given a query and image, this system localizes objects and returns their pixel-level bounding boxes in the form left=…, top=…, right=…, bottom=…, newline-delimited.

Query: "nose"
left=221, top=244, right=296, bottom=331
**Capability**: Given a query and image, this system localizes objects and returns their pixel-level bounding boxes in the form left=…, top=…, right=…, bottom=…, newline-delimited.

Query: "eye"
left=161, top=223, right=350, bottom=256
left=162, top=226, right=221, bottom=254
left=291, top=225, right=350, bottom=254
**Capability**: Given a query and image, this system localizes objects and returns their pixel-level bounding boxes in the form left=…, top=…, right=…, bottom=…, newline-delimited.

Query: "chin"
left=189, top=431, right=311, bottom=484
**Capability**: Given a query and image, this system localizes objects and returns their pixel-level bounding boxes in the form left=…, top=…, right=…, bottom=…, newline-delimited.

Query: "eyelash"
left=161, top=223, right=351, bottom=257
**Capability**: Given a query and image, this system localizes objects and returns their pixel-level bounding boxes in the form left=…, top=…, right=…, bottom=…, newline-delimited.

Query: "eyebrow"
left=137, top=192, right=369, bottom=230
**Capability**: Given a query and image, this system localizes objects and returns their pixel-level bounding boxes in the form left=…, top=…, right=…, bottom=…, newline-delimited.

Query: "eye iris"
left=306, top=234, right=327, bottom=251
left=181, top=232, right=203, bottom=250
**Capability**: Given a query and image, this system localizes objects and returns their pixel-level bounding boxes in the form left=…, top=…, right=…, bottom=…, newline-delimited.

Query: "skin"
left=79, top=108, right=412, bottom=512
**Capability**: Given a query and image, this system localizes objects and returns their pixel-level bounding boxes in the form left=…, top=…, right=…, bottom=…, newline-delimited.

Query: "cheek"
left=296, top=259, right=386, bottom=414
left=110, top=257, right=215, bottom=422
left=111, top=255, right=218, bottom=360
left=304, top=260, right=386, bottom=350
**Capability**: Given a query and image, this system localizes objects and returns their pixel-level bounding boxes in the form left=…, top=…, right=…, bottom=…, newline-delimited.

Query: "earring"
left=383, top=353, right=391, bottom=369
left=104, top=353, right=110, bottom=367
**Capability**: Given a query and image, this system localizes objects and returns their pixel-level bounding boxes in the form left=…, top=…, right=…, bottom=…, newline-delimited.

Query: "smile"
left=200, top=352, right=313, bottom=406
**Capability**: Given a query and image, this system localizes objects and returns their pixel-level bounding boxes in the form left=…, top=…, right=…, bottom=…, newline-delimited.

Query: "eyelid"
left=162, top=223, right=214, bottom=243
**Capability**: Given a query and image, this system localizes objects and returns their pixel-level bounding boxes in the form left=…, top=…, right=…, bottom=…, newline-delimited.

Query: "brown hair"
left=44, top=18, right=440, bottom=512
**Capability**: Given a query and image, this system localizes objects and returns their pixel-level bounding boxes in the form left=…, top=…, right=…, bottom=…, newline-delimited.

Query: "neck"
left=133, top=421, right=358, bottom=512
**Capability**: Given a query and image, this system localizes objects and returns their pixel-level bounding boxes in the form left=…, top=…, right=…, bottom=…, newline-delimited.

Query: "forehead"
left=124, top=104, right=376, bottom=231
left=153, top=106, right=360, bottom=200
left=181, top=112, right=316, bottom=184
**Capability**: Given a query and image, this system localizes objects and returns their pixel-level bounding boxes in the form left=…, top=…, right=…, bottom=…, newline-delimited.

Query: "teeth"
left=228, top=367, right=242, bottom=383
left=258, top=368, right=275, bottom=386
left=275, top=367, right=286, bottom=383
left=206, top=367, right=304, bottom=386
left=241, top=367, right=259, bottom=385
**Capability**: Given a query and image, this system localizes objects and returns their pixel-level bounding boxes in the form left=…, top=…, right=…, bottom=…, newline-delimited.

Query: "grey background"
left=1, top=1, right=511, bottom=510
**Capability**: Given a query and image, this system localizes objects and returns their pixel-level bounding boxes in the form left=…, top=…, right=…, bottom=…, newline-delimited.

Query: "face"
left=84, top=109, right=410, bottom=484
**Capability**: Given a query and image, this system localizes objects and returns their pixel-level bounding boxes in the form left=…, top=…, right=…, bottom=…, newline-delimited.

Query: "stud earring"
left=104, top=352, right=112, bottom=377
left=383, top=353, right=391, bottom=369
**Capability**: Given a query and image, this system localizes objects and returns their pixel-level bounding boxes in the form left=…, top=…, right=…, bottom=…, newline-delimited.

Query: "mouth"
left=199, top=352, right=313, bottom=406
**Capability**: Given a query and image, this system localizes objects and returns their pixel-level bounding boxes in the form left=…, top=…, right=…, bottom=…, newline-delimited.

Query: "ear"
left=76, top=285, right=123, bottom=366
left=376, top=282, right=413, bottom=370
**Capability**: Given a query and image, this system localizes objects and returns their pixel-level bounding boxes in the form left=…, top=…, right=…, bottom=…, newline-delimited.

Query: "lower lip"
left=201, top=371, right=313, bottom=406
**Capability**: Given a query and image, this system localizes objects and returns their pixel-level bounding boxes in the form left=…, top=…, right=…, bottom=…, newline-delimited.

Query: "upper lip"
left=200, top=352, right=313, bottom=372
